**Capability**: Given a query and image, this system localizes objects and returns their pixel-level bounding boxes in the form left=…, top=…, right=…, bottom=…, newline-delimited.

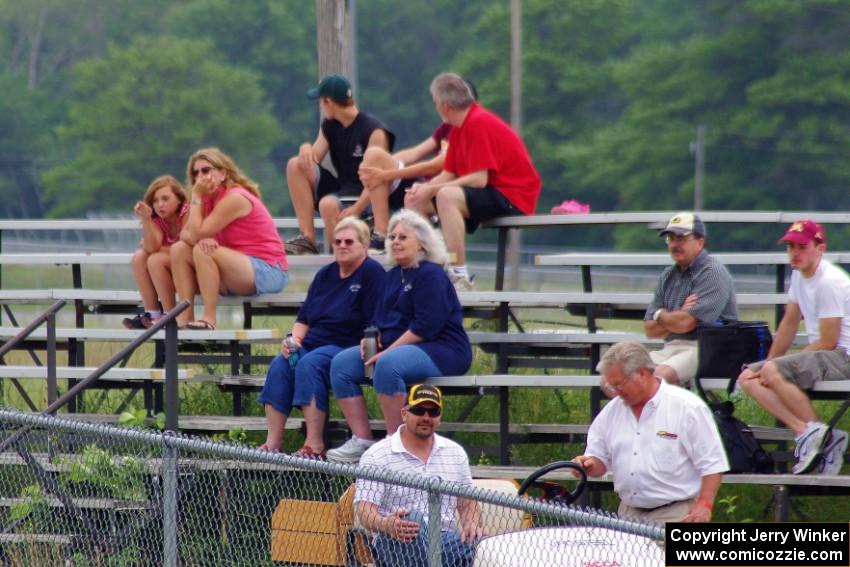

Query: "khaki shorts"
left=649, top=339, right=698, bottom=386
left=618, top=498, right=695, bottom=524
left=747, top=349, right=850, bottom=389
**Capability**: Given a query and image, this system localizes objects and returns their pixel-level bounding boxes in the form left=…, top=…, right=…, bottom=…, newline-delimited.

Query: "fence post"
left=427, top=480, right=442, bottom=567
left=162, top=434, right=178, bottom=566
left=164, top=318, right=179, bottom=431
left=163, top=316, right=180, bottom=566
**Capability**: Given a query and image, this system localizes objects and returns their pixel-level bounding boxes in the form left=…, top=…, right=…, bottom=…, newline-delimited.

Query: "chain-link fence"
left=0, top=409, right=663, bottom=566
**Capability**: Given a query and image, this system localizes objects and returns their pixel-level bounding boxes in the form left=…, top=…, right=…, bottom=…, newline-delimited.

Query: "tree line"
left=3, top=0, right=850, bottom=249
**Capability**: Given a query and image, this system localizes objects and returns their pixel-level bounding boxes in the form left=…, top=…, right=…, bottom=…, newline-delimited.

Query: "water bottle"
left=755, top=324, right=769, bottom=361
left=285, top=333, right=300, bottom=368
left=363, top=326, right=379, bottom=379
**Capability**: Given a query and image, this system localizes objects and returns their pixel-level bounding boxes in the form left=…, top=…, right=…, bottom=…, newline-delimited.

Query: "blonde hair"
left=143, top=175, right=186, bottom=217
left=186, top=148, right=261, bottom=197
left=386, top=209, right=448, bottom=269
left=335, top=217, right=370, bottom=246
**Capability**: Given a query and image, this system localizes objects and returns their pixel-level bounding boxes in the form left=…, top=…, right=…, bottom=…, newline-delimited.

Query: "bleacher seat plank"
left=534, top=251, right=850, bottom=267
left=482, top=211, right=850, bottom=230
left=0, top=326, right=280, bottom=342
left=0, top=366, right=195, bottom=381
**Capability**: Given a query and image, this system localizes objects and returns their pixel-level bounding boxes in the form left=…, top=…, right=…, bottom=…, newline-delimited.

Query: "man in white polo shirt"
left=573, top=341, right=728, bottom=523
left=355, top=384, right=482, bottom=567
left=738, top=220, right=850, bottom=475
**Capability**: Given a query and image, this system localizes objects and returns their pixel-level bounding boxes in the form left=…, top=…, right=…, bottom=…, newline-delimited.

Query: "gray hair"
left=334, top=217, right=370, bottom=247
left=386, top=209, right=449, bottom=269
left=597, top=341, right=656, bottom=378
left=430, top=72, right=475, bottom=110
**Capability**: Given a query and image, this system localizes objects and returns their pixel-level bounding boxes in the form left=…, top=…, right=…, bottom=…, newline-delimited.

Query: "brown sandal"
left=185, top=319, right=216, bottom=330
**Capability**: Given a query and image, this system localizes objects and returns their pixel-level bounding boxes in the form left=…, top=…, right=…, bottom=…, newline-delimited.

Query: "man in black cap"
left=284, top=74, right=395, bottom=254
left=637, top=212, right=737, bottom=387
left=354, top=384, right=481, bottom=567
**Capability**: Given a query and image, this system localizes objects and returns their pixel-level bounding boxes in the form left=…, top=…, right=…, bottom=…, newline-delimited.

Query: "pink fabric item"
left=203, top=186, right=288, bottom=269
left=152, top=202, right=190, bottom=246
left=550, top=199, right=590, bottom=215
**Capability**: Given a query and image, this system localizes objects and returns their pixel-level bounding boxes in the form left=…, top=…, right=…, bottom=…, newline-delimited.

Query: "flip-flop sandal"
left=258, top=443, right=280, bottom=453
left=185, top=320, right=216, bottom=330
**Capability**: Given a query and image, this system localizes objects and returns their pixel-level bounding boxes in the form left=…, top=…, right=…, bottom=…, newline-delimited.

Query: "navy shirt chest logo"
left=349, top=284, right=361, bottom=293
left=353, top=144, right=364, bottom=158
left=403, top=283, right=413, bottom=293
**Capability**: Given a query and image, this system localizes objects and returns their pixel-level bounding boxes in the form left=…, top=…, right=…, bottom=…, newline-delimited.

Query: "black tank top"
left=322, top=111, right=395, bottom=194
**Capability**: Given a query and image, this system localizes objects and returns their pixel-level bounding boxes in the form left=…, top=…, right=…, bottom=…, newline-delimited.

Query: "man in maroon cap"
left=738, top=220, right=849, bottom=475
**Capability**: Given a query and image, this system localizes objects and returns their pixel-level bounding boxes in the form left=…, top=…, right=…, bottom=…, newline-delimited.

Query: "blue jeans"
left=330, top=345, right=442, bottom=399
left=257, top=344, right=344, bottom=414
left=373, top=511, right=474, bottom=567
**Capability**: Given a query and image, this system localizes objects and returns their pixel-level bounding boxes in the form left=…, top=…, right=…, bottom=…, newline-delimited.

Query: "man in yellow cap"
left=354, top=384, right=482, bottom=567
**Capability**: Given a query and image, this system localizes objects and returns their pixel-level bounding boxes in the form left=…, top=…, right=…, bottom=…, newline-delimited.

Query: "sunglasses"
left=407, top=405, right=441, bottom=418
left=333, top=238, right=357, bottom=246
left=387, top=233, right=409, bottom=242
left=193, top=166, right=214, bottom=177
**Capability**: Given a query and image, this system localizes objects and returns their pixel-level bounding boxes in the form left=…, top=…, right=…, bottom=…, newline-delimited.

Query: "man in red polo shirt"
left=405, top=72, right=542, bottom=291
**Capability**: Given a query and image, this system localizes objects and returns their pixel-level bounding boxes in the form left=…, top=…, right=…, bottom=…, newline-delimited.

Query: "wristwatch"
left=653, top=308, right=664, bottom=322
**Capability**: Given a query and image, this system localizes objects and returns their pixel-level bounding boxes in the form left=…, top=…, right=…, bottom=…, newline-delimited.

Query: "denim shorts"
left=249, top=256, right=288, bottom=295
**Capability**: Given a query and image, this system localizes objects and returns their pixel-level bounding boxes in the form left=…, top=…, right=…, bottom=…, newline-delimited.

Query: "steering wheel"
left=517, top=461, right=587, bottom=506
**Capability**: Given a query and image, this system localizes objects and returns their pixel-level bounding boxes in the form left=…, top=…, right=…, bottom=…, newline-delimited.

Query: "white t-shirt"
left=585, top=380, right=728, bottom=509
left=788, top=259, right=850, bottom=352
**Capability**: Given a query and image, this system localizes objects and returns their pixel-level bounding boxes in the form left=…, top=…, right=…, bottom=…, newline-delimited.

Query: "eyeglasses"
left=605, top=375, right=633, bottom=393
left=387, top=234, right=409, bottom=242
left=193, top=166, right=214, bottom=177
left=664, top=234, right=695, bottom=245
left=407, top=405, right=441, bottom=418
left=333, top=238, right=357, bottom=247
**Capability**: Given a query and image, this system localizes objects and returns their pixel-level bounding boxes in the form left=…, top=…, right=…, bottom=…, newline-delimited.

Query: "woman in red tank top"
left=171, top=148, right=288, bottom=329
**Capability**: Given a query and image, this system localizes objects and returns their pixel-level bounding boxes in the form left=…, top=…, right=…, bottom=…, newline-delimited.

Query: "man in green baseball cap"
left=284, top=74, right=396, bottom=255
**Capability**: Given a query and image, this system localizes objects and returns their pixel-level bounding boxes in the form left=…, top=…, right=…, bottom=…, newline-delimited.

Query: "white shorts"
left=389, top=160, right=405, bottom=192
left=649, top=339, right=698, bottom=386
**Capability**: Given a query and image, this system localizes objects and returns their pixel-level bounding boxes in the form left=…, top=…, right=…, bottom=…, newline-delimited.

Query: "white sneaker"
left=792, top=422, right=829, bottom=474
left=449, top=271, right=474, bottom=292
left=326, top=436, right=376, bottom=463
left=817, top=429, right=848, bottom=475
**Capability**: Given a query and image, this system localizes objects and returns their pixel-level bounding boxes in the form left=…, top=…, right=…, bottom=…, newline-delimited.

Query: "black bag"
left=696, top=321, right=773, bottom=390
left=709, top=401, right=775, bottom=474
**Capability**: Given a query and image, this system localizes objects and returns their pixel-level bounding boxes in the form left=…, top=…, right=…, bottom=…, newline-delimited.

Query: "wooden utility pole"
left=315, top=0, right=352, bottom=81
left=507, top=0, right=522, bottom=290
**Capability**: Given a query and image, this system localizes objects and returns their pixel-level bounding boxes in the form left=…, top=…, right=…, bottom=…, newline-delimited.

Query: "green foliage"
left=228, top=427, right=248, bottom=444
left=41, top=35, right=281, bottom=216
left=119, top=408, right=165, bottom=430
left=8, top=484, right=49, bottom=524
left=63, top=445, right=146, bottom=501
left=3, top=0, right=850, bottom=228
left=0, top=73, right=52, bottom=217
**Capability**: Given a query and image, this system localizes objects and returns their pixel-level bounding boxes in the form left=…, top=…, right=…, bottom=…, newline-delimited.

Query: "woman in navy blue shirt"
left=326, top=209, right=472, bottom=463
left=258, top=217, right=385, bottom=457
